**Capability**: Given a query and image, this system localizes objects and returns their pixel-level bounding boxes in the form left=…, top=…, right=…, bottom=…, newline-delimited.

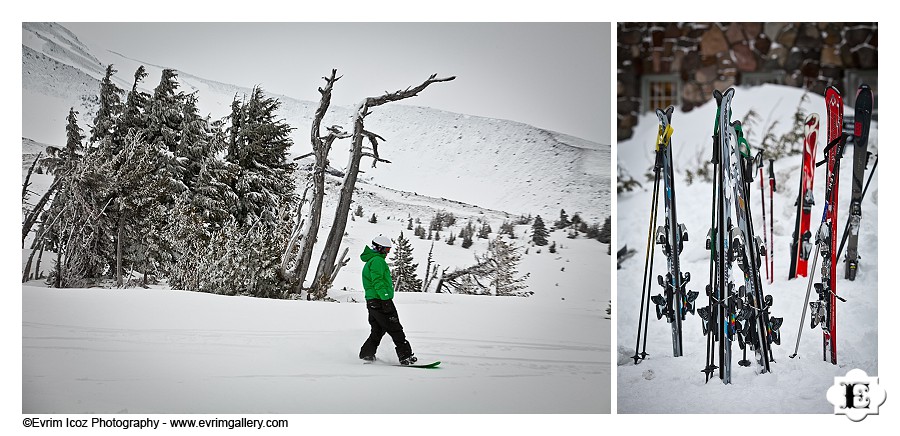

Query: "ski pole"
left=768, top=159, right=775, bottom=284
left=634, top=162, right=662, bottom=364
left=757, top=152, right=769, bottom=282
left=789, top=242, right=819, bottom=359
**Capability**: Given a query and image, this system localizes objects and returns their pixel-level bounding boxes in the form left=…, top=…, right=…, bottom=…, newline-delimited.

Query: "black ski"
left=700, top=89, right=781, bottom=384
left=634, top=106, right=697, bottom=362
left=650, top=106, right=697, bottom=357
left=843, top=84, right=873, bottom=280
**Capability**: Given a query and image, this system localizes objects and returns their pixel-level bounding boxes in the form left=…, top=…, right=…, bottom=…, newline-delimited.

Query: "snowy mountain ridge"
left=22, top=22, right=609, bottom=222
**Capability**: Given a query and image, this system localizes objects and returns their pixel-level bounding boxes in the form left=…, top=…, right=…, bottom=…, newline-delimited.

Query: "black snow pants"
left=359, top=298, right=413, bottom=360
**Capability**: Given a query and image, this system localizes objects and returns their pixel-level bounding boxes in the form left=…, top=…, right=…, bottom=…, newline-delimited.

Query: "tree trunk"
left=116, top=211, right=124, bottom=287
left=55, top=250, right=63, bottom=288
left=285, top=70, right=347, bottom=298
left=310, top=74, right=455, bottom=297
left=22, top=178, right=60, bottom=247
left=34, top=241, right=46, bottom=279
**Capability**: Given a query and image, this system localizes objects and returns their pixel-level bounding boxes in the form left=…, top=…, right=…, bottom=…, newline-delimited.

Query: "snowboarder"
left=359, top=235, right=418, bottom=365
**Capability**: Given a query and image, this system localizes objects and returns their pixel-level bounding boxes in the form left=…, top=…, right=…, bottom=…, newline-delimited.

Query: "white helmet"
left=372, top=235, right=393, bottom=249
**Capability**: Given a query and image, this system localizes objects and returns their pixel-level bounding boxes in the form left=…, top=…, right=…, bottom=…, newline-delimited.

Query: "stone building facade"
left=617, top=22, right=878, bottom=140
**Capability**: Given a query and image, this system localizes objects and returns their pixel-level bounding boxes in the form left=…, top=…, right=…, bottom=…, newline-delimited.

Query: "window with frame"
left=845, top=70, right=878, bottom=120
left=641, top=74, right=681, bottom=113
left=740, top=71, right=786, bottom=87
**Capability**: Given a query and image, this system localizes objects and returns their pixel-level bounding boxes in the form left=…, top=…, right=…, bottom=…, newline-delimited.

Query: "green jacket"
left=360, top=246, right=394, bottom=300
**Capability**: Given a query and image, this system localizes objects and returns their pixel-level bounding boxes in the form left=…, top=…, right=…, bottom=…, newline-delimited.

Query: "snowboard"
left=363, top=359, right=441, bottom=368
left=396, top=361, right=441, bottom=369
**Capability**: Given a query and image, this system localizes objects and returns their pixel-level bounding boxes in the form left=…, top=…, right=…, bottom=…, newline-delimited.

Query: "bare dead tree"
left=308, top=73, right=455, bottom=298
left=284, top=70, right=350, bottom=298
left=279, top=187, right=308, bottom=284
left=22, top=152, right=41, bottom=210
left=421, top=241, right=440, bottom=292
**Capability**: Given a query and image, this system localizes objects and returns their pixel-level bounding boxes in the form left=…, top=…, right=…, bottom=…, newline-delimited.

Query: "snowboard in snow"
left=396, top=361, right=441, bottom=368
left=363, top=359, right=441, bottom=368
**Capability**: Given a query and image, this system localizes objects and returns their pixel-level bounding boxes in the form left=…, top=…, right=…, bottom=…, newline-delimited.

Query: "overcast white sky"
left=61, top=22, right=610, bottom=144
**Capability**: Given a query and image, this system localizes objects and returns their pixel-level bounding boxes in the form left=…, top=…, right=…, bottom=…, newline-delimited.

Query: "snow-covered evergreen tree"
left=478, top=222, right=492, bottom=239
left=482, top=237, right=531, bottom=297
left=499, top=221, right=517, bottom=239
left=555, top=209, right=571, bottom=229
left=225, top=87, right=297, bottom=225
left=90, top=64, right=124, bottom=148
left=121, top=66, right=150, bottom=136
left=390, top=232, right=422, bottom=292
left=531, top=215, right=549, bottom=246
left=598, top=216, right=611, bottom=244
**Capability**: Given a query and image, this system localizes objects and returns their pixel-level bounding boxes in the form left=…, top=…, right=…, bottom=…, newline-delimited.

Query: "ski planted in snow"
left=699, top=89, right=781, bottom=384
left=810, top=85, right=848, bottom=365
left=844, top=84, right=874, bottom=281
left=700, top=89, right=737, bottom=383
left=650, top=106, right=697, bottom=358
left=633, top=106, right=697, bottom=363
left=789, top=114, right=819, bottom=279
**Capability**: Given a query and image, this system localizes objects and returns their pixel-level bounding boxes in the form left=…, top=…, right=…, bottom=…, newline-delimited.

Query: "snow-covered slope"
left=23, top=275, right=609, bottom=413
left=617, top=84, right=878, bottom=413
left=21, top=22, right=609, bottom=222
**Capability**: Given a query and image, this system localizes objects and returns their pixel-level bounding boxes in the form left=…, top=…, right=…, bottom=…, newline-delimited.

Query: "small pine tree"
left=483, top=237, right=531, bottom=297
left=390, top=232, right=422, bottom=292
left=531, top=215, right=549, bottom=246
left=499, top=221, right=516, bottom=239
left=478, top=222, right=492, bottom=239
left=355, top=205, right=364, bottom=217
left=571, top=213, right=582, bottom=226
left=407, top=217, right=414, bottom=230
left=415, top=224, right=426, bottom=239
left=549, top=241, right=557, bottom=253
left=461, top=231, right=474, bottom=248
left=598, top=216, right=612, bottom=244
left=446, top=232, right=456, bottom=245
left=555, top=209, right=571, bottom=229
left=369, top=213, right=378, bottom=224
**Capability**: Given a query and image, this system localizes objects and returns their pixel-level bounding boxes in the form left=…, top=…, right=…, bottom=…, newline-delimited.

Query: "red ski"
left=789, top=114, right=819, bottom=279
left=821, top=86, right=844, bottom=365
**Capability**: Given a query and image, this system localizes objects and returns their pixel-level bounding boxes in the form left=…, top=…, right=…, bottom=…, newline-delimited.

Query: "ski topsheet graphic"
left=790, top=113, right=819, bottom=279
left=808, top=85, right=847, bottom=365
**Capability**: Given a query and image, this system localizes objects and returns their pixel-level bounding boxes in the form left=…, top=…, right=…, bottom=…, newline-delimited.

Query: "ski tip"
left=713, top=89, right=723, bottom=104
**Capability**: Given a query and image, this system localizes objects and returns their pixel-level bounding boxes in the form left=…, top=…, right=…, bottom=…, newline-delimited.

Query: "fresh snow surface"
left=23, top=231, right=610, bottom=414
left=617, top=84, right=878, bottom=413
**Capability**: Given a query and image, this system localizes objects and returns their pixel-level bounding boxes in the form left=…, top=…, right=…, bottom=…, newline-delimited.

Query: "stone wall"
left=617, top=22, right=878, bottom=140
